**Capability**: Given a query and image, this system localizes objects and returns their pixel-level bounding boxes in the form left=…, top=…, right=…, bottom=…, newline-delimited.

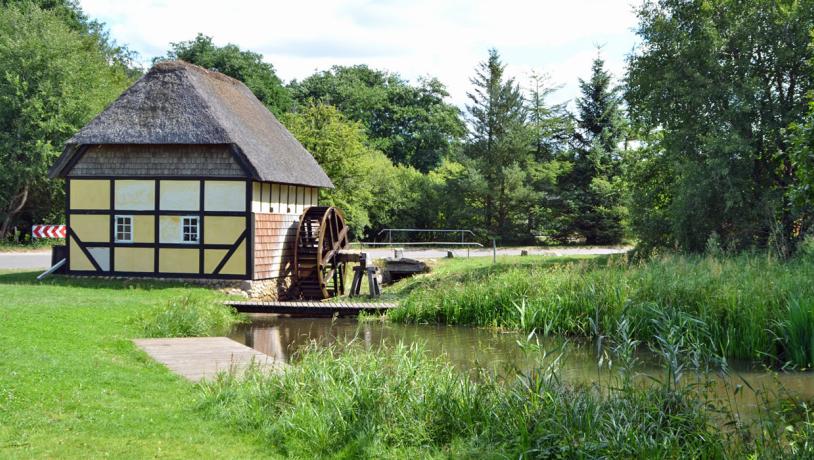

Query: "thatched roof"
left=49, top=61, right=333, bottom=188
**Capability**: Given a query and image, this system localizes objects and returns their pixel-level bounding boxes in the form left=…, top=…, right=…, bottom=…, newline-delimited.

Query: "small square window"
left=182, top=216, right=199, bottom=243
left=115, top=216, right=133, bottom=242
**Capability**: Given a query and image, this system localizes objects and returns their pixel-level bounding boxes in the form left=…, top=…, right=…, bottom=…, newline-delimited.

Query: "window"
left=115, top=216, right=133, bottom=242
left=181, top=216, right=199, bottom=243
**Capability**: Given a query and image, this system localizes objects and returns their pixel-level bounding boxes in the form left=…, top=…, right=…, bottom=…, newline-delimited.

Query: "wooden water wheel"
left=292, top=206, right=350, bottom=299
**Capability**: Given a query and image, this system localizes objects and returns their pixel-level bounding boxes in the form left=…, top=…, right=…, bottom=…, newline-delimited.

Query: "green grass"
left=388, top=253, right=814, bottom=367
left=135, top=295, right=246, bottom=338
left=0, top=238, right=60, bottom=252
left=0, top=271, right=269, bottom=458
left=197, top=336, right=814, bottom=458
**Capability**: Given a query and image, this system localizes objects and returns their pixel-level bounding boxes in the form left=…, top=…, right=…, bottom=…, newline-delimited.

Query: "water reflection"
left=229, top=314, right=814, bottom=411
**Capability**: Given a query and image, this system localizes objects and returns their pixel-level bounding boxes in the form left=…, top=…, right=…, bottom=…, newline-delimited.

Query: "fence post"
left=492, top=238, right=496, bottom=264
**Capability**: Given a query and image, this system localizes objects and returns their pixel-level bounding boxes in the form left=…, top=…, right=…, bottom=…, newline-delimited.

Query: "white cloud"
left=79, top=0, right=641, bottom=108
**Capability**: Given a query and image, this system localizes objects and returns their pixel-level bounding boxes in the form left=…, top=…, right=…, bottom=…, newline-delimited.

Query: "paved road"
left=0, top=246, right=631, bottom=270
left=359, top=246, right=631, bottom=260
left=0, top=251, right=52, bottom=270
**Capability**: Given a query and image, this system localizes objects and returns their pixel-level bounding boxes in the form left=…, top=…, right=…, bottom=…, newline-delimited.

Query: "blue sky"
left=79, top=0, right=642, bottom=109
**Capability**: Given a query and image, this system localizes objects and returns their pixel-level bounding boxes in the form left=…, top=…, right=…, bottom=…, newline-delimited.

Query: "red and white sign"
left=32, top=225, right=66, bottom=239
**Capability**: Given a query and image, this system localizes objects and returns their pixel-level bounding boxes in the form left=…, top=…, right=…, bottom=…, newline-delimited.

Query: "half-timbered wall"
left=67, top=177, right=251, bottom=279
left=251, top=181, right=319, bottom=280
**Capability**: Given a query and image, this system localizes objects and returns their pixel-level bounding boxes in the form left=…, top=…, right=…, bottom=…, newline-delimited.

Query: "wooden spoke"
left=292, top=206, right=350, bottom=300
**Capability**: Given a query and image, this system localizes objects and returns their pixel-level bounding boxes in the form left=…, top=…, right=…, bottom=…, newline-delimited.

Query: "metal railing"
left=376, top=228, right=479, bottom=246
left=354, top=228, right=483, bottom=257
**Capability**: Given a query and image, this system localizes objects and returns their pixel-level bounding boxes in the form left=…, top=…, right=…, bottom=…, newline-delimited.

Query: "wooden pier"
left=133, top=337, right=283, bottom=381
left=224, top=300, right=396, bottom=316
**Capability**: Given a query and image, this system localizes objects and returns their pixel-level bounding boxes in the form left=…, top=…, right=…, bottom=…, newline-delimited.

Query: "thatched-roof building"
left=50, top=61, right=332, bottom=281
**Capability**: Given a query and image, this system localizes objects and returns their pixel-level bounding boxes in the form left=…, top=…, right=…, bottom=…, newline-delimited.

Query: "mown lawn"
left=0, top=271, right=269, bottom=459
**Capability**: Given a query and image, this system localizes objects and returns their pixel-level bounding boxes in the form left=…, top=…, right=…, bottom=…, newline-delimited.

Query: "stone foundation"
left=63, top=274, right=293, bottom=300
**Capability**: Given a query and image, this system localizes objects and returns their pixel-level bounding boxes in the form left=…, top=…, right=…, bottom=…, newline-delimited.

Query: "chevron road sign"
left=32, top=225, right=66, bottom=239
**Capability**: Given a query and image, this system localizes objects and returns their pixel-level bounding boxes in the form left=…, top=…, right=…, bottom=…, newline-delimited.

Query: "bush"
left=136, top=295, right=245, bottom=338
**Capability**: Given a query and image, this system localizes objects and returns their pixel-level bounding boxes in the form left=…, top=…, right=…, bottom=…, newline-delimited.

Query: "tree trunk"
left=0, top=185, right=29, bottom=240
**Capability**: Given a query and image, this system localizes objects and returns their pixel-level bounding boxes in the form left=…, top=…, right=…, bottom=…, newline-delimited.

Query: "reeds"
left=390, top=253, right=814, bottom=367
left=197, top=340, right=731, bottom=458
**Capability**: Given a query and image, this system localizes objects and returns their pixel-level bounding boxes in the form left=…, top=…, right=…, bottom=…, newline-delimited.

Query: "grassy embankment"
left=0, top=272, right=259, bottom=458
left=199, top=329, right=814, bottom=458
left=3, top=253, right=814, bottom=458
left=199, top=253, right=814, bottom=457
left=388, top=252, right=814, bottom=368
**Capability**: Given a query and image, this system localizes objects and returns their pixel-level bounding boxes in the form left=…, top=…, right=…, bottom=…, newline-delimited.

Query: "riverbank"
left=2, top=253, right=813, bottom=458
left=387, top=252, right=814, bottom=368
left=0, top=272, right=266, bottom=458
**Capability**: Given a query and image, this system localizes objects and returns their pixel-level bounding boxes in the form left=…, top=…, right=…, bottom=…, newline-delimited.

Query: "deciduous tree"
left=290, top=65, right=464, bottom=172
left=0, top=2, right=132, bottom=238
left=626, top=0, right=814, bottom=254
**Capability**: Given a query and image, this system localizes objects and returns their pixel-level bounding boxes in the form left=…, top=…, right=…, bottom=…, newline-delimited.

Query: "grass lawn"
left=0, top=271, right=269, bottom=459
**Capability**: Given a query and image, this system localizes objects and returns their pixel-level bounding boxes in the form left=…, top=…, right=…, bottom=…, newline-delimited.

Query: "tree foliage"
left=163, top=34, right=292, bottom=117
left=464, top=49, right=538, bottom=241
left=0, top=2, right=132, bottom=237
left=626, top=0, right=814, bottom=254
left=290, top=65, right=465, bottom=172
left=554, top=55, right=627, bottom=245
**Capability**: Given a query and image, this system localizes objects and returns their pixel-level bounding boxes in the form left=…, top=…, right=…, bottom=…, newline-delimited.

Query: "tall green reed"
left=390, top=253, right=814, bottom=367
left=135, top=295, right=246, bottom=337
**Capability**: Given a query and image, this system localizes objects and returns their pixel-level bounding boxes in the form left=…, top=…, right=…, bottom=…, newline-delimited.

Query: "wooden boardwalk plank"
left=133, top=337, right=284, bottom=382
left=224, top=300, right=397, bottom=316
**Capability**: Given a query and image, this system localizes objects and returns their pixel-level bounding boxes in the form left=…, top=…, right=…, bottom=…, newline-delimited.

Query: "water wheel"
left=292, top=206, right=350, bottom=299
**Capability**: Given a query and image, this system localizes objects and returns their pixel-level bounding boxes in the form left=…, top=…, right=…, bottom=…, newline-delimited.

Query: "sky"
left=79, top=0, right=643, bottom=109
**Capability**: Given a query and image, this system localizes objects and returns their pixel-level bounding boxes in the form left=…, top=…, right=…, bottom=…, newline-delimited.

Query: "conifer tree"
left=555, top=54, right=627, bottom=244
left=465, top=49, right=533, bottom=239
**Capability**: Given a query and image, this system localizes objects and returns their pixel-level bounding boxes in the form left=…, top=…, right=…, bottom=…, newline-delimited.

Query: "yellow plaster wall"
left=114, top=180, right=154, bottom=210
left=204, top=216, right=245, bottom=245
left=70, top=179, right=109, bottom=210
left=159, top=180, right=199, bottom=211
left=219, top=241, right=246, bottom=275
left=132, top=215, right=155, bottom=243
left=70, top=214, right=109, bottom=243
left=159, top=216, right=181, bottom=243
left=204, top=180, right=245, bottom=211
left=204, top=249, right=228, bottom=274
left=69, top=240, right=95, bottom=271
left=159, top=215, right=198, bottom=244
left=159, top=248, right=199, bottom=273
left=114, top=247, right=154, bottom=272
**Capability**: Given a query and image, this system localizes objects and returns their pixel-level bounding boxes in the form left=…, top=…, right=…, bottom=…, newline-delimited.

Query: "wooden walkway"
left=224, top=300, right=396, bottom=316
left=133, top=337, right=283, bottom=381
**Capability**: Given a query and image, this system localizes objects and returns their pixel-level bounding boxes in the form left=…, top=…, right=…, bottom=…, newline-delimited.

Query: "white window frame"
left=180, top=216, right=199, bottom=244
left=114, top=215, right=133, bottom=243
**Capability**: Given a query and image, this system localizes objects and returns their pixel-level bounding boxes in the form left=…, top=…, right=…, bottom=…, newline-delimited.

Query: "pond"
left=229, top=314, right=814, bottom=411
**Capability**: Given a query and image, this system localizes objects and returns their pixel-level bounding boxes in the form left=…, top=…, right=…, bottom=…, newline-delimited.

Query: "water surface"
left=230, top=314, right=814, bottom=411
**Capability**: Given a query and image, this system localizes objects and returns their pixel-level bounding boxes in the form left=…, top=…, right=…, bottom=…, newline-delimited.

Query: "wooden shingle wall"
left=68, top=144, right=245, bottom=177
left=253, top=213, right=298, bottom=280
